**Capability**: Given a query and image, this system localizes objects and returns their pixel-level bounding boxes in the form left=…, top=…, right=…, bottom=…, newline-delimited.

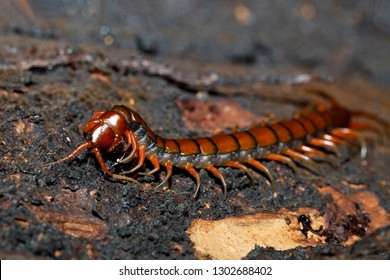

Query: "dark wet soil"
left=0, top=1, right=389, bottom=259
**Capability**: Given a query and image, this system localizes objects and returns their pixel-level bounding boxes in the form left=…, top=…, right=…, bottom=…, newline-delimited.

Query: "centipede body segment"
left=55, top=91, right=384, bottom=198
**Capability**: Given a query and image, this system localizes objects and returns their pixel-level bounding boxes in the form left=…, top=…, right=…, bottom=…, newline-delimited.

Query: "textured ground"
left=0, top=0, right=389, bottom=259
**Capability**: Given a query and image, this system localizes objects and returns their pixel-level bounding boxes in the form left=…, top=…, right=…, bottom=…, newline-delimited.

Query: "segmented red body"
left=57, top=92, right=371, bottom=198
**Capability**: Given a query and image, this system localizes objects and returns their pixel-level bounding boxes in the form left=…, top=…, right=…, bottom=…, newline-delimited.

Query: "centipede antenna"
left=54, top=142, right=92, bottom=164
left=112, top=173, right=142, bottom=185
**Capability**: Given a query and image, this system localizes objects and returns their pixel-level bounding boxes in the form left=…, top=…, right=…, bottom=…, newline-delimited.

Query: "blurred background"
left=1, top=0, right=389, bottom=87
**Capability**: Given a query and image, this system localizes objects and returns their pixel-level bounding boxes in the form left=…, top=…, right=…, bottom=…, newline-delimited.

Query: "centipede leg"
left=116, top=131, right=139, bottom=166
left=349, top=121, right=390, bottom=144
left=206, top=165, right=228, bottom=199
left=156, top=162, right=173, bottom=189
left=183, top=164, right=201, bottom=198
left=353, top=111, right=390, bottom=141
left=309, top=137, right=342, bottom=157
left=91, top=147, right=114, bottom=176
left=265, top=153, right=298, bottom=174
left=298, top=145, right=336, bottom=166
left=350, top=121, right=386, bottom=145
left=322, top=134, right=346, bottom=145
left=138, top=154, right=160, bottom=175
left=246, top=158, right=275, bottom=185
left=283, top=148, right=323, bottom=175
left=90, top=147, right=141, bottom=185
left=121, top=147, right=146, bottom=174
left=352, top=110, right=390, bottom=130
left=330, top=128, right=367, bottom=158
left=350, top=121, right=381, bottom=133
left=304, top=88, right=339, bottom=107
left=226, top=160, right=254, bottom=183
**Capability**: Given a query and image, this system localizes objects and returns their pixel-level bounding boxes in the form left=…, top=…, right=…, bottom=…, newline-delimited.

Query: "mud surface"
left=0, top=1, right=389, bottom=259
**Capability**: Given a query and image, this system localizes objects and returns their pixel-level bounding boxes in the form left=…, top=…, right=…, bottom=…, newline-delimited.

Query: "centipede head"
left=84, top=110, right=129, bottom=153
left=55, top=109, right=131, bottom=176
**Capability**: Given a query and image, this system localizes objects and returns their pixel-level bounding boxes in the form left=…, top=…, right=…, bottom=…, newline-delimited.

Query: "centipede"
left=54, top=90, right=387, bottom=198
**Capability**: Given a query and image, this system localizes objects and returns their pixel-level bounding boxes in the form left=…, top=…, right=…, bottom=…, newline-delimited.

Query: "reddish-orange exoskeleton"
left=56, top=91, right=385, bottom=198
